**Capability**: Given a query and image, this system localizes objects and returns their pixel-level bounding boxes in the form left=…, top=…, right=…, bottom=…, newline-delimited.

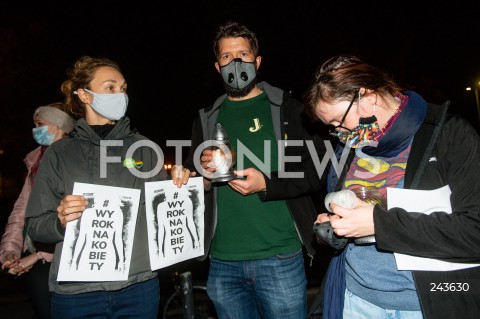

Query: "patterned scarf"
left=361, top=91, right=427, bottom=158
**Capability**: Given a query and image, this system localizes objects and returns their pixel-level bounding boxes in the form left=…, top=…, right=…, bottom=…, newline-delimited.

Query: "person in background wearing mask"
left=24, top=56, right=190, bottom=318
left=304, top=55, right=480, bottom=319
left=0, top=102, right=74, bottom=319
left=182, top=21, right=325, bottom=318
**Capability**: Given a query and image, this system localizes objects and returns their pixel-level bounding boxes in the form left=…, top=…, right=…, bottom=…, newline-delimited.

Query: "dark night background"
left=1, top=0, right=480, bottom=314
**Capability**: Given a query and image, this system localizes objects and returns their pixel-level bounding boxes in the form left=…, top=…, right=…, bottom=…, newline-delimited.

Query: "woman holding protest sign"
left=25, top=55, right=191, bottom=318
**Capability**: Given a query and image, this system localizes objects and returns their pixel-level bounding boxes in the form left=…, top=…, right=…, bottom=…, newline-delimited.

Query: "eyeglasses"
left=328, top=92, right=359, bottom=137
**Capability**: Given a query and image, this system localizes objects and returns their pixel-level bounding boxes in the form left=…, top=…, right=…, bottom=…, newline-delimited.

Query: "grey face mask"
left=84, top=89, right=128, bottom=121
left=220, top=58, right=257, bottom=89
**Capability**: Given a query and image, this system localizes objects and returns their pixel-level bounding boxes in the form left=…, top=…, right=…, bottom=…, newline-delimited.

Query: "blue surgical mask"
left=32, top=125, right=55, bottom=146
left=84, top=89, right=128, bottom=121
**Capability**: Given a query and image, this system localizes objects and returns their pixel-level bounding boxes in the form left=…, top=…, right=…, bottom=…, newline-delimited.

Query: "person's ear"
left=358, top=88, right=376, bottom=114
left=76, top=88, right=91, bottom=104
left=255, top=56, right=262, bottom=70
left=214, top=62, right=221, bottom=74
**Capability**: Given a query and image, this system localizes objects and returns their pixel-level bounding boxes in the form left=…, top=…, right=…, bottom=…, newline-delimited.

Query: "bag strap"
left=406, top=101, right=449, bottom=189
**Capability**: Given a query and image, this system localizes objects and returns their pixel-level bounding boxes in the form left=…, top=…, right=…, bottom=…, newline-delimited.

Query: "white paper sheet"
left=144, top=177, right=204, bottom=270
left=58, top=183, right=141, bottom=281
left=388, top=185, right=480, bottom=271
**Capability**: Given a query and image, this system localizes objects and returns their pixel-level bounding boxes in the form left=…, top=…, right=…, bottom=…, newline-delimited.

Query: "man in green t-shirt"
left=184, top=21, right=325, bottom=319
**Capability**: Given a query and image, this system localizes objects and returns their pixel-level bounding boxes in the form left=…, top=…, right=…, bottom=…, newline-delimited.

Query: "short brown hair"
left=213, top=21, right=259, bottom=59
left=303, top=55, right=403, bottom=121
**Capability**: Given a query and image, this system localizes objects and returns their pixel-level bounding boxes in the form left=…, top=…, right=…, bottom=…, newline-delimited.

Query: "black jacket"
left=184, top=82, right=326, bottom=260
left=338, top=102, right=480, bottom=319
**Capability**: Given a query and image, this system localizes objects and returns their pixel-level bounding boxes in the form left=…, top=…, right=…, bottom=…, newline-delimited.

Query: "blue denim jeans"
left=207, top=249, right=307, bottom=319
left=51, top=278, right=160, bottom=319
left=344, top=287, right=423, bottom=319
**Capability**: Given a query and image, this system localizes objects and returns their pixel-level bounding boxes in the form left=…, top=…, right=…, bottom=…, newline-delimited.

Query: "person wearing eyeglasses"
left=303, top=55, right=480, bottom=319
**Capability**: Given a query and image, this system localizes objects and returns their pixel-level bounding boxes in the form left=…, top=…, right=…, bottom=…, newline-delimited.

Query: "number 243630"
left=430, top=282, right=469, bottom=292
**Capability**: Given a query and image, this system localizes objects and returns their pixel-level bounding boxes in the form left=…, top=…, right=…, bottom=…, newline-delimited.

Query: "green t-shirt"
left=211, top=92, right=301, bottom=260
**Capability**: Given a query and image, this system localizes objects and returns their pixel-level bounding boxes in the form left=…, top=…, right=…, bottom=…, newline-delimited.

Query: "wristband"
left=354, top=235, right=376, bottom=245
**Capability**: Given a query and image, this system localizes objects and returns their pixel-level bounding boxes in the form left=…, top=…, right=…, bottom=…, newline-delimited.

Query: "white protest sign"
left=145, top=177, right=204, bottom=270
left=389, top=185, right=480, bottom=271
left=57, top=183, right=140, bottom=281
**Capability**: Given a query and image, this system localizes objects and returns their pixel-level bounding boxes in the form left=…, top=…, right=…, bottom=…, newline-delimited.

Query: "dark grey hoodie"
left=25, top=117, right=167, bottom=294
